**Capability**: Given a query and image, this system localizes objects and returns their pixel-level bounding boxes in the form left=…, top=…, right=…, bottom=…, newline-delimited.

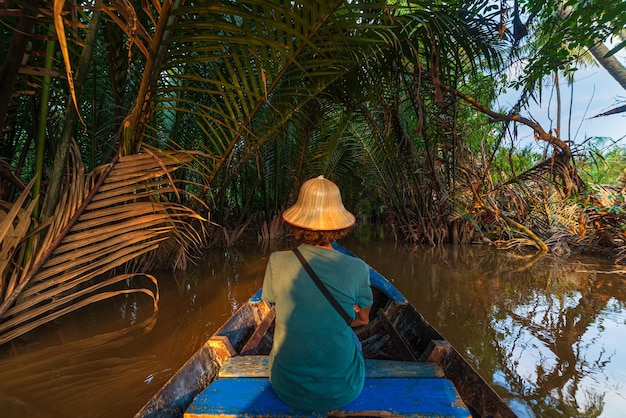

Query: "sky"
left=496, top=50, right=626, bottom=153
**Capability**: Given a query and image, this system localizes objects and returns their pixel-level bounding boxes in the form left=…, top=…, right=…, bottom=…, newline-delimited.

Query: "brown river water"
left=1, top=225, right=625, bottom=417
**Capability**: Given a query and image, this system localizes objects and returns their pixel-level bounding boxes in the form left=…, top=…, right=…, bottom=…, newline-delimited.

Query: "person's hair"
left=289, top=225, right=351, bottom=246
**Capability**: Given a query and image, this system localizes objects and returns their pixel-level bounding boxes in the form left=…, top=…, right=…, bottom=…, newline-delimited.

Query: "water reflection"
left=0, top=246, right=266, bottom=418
left=342, top=230, right=626, bottom=418
left=0, top=228, right=624, bottom=417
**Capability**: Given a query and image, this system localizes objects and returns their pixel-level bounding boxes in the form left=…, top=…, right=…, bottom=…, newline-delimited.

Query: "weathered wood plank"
left=208, top=336, right=236, bottom=360
left=185, top=377, right=470, bottom=417
left=219, top=356, right=444, bottom=379
left=137, top=345, right=222, bottom=418
left=239, top=306, right=276, bottom=356
left=365, top=359, right=444, bottom=378
left=218, top=356, right=268, bottom=378
left=376, top=308, right=418, bottom=361
left=210, top=303, right=260, bottom=354
left=418, top=339, right=451, bottom=363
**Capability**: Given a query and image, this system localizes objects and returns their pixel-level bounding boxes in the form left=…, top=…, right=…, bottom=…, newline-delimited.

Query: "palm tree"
left=0, top=0, right=510, bottom=344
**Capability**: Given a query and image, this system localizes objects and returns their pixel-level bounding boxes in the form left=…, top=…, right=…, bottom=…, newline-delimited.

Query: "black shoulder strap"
left=292, top=248, right=352, bottom=326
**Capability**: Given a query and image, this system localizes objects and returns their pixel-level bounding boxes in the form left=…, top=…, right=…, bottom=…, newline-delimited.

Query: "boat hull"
left=136, top=248, right=515, bottom=418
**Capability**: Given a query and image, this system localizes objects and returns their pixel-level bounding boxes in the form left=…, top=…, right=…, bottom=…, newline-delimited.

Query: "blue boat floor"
left=184, top=357, right=470, bottom=417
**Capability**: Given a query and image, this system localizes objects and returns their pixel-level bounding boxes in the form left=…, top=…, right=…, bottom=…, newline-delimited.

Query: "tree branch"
left=438, top=83, right=572, bottom=159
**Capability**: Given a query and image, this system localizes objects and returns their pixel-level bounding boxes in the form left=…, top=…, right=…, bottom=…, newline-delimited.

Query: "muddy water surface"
left=1, top=227, right=625, bottom=417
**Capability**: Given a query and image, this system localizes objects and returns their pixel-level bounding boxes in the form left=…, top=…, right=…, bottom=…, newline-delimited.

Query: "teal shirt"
left=261, top=244, right=373, bottom=412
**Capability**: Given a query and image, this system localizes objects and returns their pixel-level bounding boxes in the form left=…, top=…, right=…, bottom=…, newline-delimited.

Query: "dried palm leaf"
left=0, top=142, right=208, bottom=345
left=0, top=179, right=37, bottom=301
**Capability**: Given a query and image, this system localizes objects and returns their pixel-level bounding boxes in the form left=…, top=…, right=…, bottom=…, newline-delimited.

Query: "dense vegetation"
left=0, top=0, right=625, bottom=343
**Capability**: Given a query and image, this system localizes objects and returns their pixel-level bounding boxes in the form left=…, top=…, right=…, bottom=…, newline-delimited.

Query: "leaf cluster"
left=508, top=0, right=626, bottom=90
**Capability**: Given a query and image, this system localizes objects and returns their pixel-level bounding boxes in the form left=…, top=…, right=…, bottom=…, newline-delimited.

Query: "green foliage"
left=579, top=140, right=626, bottom=185
left=510, top=0, right=626, bottom=91
left=2, top=0, right=624, bottom=248
left=4, top=0, right=626, bottom=348
left=490, top=145, right=542, bottom=183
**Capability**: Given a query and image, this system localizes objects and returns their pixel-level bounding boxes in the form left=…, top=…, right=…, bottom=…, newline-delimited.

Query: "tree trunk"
left=554, top=71, right=561, bottom=137
left=587, top=41, right=626, bottom=91
left=41, top=11, right=102, bottom=220
left=556, top=4, right=626, bottom=91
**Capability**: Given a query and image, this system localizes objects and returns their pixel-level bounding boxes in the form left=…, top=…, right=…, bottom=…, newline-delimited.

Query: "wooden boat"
left=135, top=245, right=516, bottom=418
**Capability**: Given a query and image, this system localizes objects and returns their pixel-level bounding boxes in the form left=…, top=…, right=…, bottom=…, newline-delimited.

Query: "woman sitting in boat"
left=261, top=175, right=373, bottom=412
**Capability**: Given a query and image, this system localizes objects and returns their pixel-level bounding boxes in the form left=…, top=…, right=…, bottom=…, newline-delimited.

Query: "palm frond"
left=0, top=142, right=208, bottom=344
left=151, top=1, right=402, bottom=174
left=0, top=179, right=37, bottom=300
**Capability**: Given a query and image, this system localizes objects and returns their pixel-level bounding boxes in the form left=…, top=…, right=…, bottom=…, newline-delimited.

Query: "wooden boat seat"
left=218, top=355, right=445, bottom=379
left=184, top=357, right=469, bottom=417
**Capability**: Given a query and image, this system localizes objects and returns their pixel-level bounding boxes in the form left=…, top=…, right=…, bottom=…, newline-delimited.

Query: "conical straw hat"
left=282, top=175, right=356, bottom=231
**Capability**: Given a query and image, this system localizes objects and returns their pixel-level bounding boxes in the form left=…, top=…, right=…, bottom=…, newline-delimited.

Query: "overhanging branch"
left=438, top=83, right=572, bottom=159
